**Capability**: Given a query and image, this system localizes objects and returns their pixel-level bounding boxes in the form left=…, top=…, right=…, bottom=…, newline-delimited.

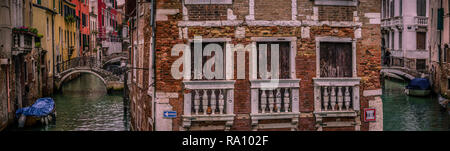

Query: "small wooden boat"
left=405, top=78, right=431, bottom=97
left=16, top=98, right=56, bottom=128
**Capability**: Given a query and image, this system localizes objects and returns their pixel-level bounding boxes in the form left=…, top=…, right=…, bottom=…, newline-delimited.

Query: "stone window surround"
left=250, top=37, right=298, bottom=80
left=314, top=0, right=358, bottom=7
left=181, top=38, right=236, bottom=131
left=315, top=37, right=357, bottom=78
left=249, top=37, right=301, bottom=131
left=314, top=37, right=361, bottom=131
left=185, top=38, right=233, bottom=80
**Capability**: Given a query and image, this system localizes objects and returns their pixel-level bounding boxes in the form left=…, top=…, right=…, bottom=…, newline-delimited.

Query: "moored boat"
left=15, top=98, right=56, bottom=128
left=405, top=78, right=431, bottom=97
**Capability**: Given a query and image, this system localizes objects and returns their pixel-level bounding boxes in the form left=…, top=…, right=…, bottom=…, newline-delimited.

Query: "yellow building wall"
left=54, top=0, right=78, bottom=64
left=32, top=0, right=55, bottom=76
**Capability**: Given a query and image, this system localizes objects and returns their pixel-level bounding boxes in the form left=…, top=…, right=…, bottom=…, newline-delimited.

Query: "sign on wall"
left=364, top=108, right=376, bottom=122
left=163, top=111, right=177, bottom=118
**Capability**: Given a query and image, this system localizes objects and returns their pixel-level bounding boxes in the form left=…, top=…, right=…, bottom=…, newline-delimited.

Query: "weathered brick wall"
left=129, top=2, right=153, bottom=131
left=319, top=6, right=356, bottom=21
left=186, top=5, right=230, bottom=21
left=254, top=0, right=292, bottom=20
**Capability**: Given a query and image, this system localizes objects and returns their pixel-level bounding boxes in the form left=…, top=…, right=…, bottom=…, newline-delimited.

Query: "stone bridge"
left=55, top=56, right=124, bottom=91
left=102, top=52, right=128, bottom=67
left=380, top=66, right=426, bottom=81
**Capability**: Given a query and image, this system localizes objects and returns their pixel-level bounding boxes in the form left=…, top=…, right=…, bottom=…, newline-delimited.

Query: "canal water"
left=382, top=79, right=450, bottom=131
left=9, top=73, right=129, bottom=131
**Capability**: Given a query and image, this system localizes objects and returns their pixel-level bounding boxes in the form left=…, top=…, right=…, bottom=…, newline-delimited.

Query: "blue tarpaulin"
left=406, top=78, right=431, bottom=90
left=16, top=98, right=55, bottom=117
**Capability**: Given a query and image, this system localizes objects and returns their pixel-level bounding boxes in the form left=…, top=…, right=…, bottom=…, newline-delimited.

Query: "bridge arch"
left=103, top=56, right=128, bottom=67
left=380, top=68, right=416, bottom=81
left=56, top=70, right=108, bottom=90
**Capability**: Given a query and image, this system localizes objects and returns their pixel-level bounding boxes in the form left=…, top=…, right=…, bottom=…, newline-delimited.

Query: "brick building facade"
left=127, top=0, right=383, bottom=131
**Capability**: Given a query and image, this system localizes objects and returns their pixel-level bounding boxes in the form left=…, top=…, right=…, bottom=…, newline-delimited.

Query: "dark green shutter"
left=438, top=8, right=444, bottom=30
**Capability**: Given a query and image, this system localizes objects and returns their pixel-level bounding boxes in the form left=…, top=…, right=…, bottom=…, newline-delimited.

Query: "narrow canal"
left=10, top=73, right=129, bottom=131
left=382, top=79, right=450, bottom=131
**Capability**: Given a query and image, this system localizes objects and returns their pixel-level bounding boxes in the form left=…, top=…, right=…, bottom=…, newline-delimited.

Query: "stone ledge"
left=322, top=121, right=357, bottom=128
left=251, top=113, right=300, bottom=120
left=183, top=80, right=236, bottom=90
left=250, top=79, right=301, bottom=89
left=183, top=114, right=235, bottom=122
left=314, top=0, right=358, bottom=6
left=314, top=111, right=358, bottom=118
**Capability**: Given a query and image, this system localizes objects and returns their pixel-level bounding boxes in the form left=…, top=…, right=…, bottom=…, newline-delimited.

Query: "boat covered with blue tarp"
left=405, top=78, right=431, bottom=97
left=16, top=98, right=56, bottom=128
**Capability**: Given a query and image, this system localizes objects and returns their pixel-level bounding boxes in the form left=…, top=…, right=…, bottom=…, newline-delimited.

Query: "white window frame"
left=185, top=38, right=232, bottom=81
left=314, top=0, right=358, bottom=6
left=250, top=37, right=297, bottom=80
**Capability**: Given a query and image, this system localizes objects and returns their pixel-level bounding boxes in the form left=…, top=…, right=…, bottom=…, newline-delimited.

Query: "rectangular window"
left=399, top=0, right=402, bottom=16
left=417, top=0, right=426, bottom=16
left=444, top=46, right=447, bottom=62
left=391, top=32, right=394, bottom=49
left=82, top=14, right=86, bottom=27
left=320, top=42, right=353, bottom=78
left=416, top=59, right=426, bottom=71
left=447, top=78, right=450, bottom=90
left=390, top=0, right=394, bottom=18
left=256, top=42, right=291, bottom=79
left=190, top=42, right=226, bottom=80
left=417, top=32, right=426, bottom=50
left=399, top=31, right=402, bottom=49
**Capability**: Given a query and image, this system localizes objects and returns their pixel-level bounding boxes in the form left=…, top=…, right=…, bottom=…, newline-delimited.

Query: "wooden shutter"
left=190, top=42, right=225, bottom=80
left=417, top=32, right=426, bottom=50
left=257, top=42, right=291, bottom=79
left=320, top=42, right=353, bottom=78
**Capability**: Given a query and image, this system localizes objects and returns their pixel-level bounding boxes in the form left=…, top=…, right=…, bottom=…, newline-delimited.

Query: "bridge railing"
left=56, top=56, right=99, bottom=73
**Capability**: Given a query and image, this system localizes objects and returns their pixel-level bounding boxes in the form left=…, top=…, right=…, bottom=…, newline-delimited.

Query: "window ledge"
left=183, top=80, right=236, bottom=90
left=314, top=0, right=358, bottom=6
left=250, top=79, right=301, bottom=89
left=251, top=113, right=300, bottom=120
left=314, top=111, right=358, bottom=118
left=184, top=0, right=232, bottom=5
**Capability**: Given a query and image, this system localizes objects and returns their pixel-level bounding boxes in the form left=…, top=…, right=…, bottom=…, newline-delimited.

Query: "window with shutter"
left=320, top=42, right=353, bottom=78
left=256, top=42, right=291, bottom=79
left=190, top=42, right=226, bottom=80
left=417, top=32, right=426, bottom=50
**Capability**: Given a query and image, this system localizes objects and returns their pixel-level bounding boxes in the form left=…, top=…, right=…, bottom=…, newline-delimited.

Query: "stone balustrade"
left=313, top=78, right=360, bottom=117
left=182, top=80, right=235, bottom=131
left=250, top=79, right=301, bottom=131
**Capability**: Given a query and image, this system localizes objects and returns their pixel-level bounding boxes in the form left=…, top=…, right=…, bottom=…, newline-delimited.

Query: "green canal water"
left=10, top=74, right=129, bottom=131
left=382, top=79, right=450, bottom=131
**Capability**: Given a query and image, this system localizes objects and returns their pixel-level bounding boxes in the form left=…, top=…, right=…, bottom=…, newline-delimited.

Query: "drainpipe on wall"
left=52, top=12, right=55, bottom=95
left=151, top=0, right=157, bottom=132
left=7, top=66, right=11, bottom=113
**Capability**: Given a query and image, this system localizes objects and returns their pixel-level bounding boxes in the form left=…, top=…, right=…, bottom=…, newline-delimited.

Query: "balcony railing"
left=415, top=16, right=428, bottom=26
left=393, top=17, right=403, bottom=26
left=250, top=79, right=301, bottom=131
left=313, top=78, right=360, bottom=118
left=182, top=81, right=236, bottom=131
